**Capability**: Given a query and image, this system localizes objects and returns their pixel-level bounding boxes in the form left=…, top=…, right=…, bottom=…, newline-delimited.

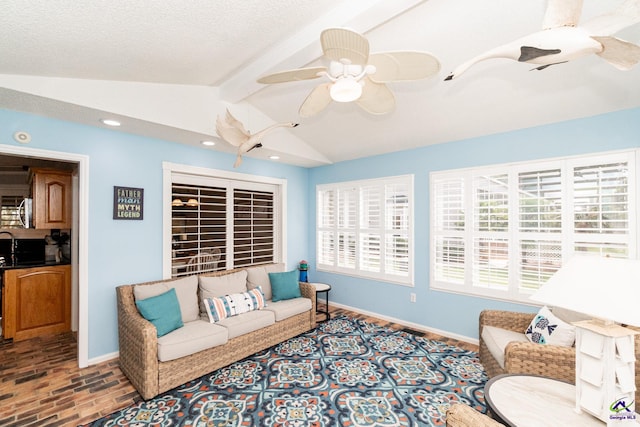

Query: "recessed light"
left=201, top=140, right=216, bottom=146
left=101, top=119, right=121, bottom=127
left=269, top=155, right=280, bottom=160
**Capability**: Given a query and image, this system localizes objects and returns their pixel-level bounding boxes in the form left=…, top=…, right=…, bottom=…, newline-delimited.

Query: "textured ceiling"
left=1, top=0, right=639, bottom=167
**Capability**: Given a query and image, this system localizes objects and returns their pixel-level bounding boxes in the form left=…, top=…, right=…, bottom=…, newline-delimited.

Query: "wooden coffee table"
left=484, top=374, right=606, bottom=426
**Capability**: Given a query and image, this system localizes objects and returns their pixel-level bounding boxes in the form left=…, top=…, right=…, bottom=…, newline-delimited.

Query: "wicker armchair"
left=446, top=404, right=504, bottom=427
left=479, top=310, right=640, bottom=407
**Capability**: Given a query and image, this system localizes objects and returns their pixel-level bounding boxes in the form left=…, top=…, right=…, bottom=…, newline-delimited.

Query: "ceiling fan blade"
left=299, top=83, right=333, bottom=118
left=257, top=66, right=326, bottom=84
left=356, top=77, right=395, bottom=115
left=321, top=28, right=369, bottom=65
left=368, top=52, right=441, bottom=83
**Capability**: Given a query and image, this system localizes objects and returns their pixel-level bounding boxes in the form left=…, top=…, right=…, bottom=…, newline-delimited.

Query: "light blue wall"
left=0, top=109, right=309, bottom=359
left=308, top=107, right=640, bottom=340
left=2, top=107, right=639, bottom=359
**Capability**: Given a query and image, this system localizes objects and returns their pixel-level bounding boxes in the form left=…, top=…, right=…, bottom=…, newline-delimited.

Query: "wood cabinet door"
left=3, top=265, right=71, bottom=341
left=33, top=170, right=72, bottom=229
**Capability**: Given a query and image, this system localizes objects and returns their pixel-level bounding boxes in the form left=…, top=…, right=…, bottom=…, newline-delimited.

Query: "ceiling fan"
left=257, top=28, right=441, bottom=117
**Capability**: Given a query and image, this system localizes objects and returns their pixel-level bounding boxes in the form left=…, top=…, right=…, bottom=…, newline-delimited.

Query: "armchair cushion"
left=525, top=306, right=575, bottom=347
left=481, top=325, right=529, bottom=369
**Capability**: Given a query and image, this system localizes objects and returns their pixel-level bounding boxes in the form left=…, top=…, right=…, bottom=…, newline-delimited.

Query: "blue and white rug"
left=85, top=316, right=487, bottom=426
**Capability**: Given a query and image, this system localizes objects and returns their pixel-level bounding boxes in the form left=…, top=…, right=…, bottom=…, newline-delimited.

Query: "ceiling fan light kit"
left=330, top=76, right=363, bottom=102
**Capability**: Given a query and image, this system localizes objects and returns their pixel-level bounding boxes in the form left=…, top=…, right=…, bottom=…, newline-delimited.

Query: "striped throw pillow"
left=203, top=286, right=266, bottom=323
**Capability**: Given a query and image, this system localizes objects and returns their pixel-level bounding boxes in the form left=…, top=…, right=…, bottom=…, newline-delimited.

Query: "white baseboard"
left=329, top=301, right=479, bottom=346
left=87, top=351, right=119, bottom=366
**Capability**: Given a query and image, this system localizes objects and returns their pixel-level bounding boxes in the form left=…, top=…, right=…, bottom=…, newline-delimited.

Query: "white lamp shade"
left=530, top=255, right=640, bottom=327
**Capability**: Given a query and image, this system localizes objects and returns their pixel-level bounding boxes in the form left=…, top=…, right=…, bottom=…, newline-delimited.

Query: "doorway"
left=0, top=144, right=89, bottom=367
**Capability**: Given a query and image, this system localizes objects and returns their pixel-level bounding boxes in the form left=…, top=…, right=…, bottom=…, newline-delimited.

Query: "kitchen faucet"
left=0, top=230, right=16, bottom=265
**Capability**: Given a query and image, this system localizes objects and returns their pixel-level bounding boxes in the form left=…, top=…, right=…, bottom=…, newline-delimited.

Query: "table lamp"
left=530, top=255, right=640, bottom=425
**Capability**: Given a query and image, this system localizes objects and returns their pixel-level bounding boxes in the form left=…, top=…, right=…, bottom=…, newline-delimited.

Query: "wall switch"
left=410, top=293, right=416, bottom=303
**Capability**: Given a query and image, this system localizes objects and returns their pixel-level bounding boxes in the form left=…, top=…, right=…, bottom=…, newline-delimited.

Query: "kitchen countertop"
left=1, top=260, right=71, bottom=271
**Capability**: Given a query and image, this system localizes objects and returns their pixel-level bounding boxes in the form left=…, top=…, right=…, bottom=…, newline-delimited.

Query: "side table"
left=484, top=374, right=609, bottom=426
left=309, top=282, right=331, bottom=322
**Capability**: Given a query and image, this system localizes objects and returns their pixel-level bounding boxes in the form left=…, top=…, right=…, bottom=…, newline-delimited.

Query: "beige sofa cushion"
left=264, top=297, right=312, bottom=321
left=216, top=310, right=275, bottom=339
left=481, top=325, right=529, bottom=369
left=199, top=270, right=248, bottom=314
left=133, top=276, right=199, bottom=323
left=157, top=320, right=228, bottom=362
left=245, top=263, right=284, bottom=300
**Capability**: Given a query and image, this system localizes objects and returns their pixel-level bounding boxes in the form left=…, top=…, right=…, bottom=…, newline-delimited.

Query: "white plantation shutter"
left=361, top=185, right=381, bottom=272
left=434, top=237, right=465, bottom=284
left=473, top=174, right=508, bottom=233
left=518, top=168, right=562, bottom=233
left=519, top=239, right=561, bottom=291
left=317, top=189, right=335, bottom=266
left=317, top=175, right=413, bottom=285
left=384, top=182, right=410, bottom=276
left=431, top=150, right=636, bottom=303
left=573, top=161, right=628, bottom=234
left=433, top=177, right=465, bottom=284
left=337, top=188, right=357, bottom=268
left=517, top=168, right=562, bottom=291
left=472, top=174, right=509, bottom=290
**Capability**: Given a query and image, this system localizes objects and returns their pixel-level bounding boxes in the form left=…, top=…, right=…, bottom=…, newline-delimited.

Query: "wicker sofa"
left=117, top=263, right=316, bottom=399
left=479, top=309, right=640, bottom=407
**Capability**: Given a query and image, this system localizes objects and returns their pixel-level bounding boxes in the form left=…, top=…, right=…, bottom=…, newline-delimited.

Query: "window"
left=1, top=195, right=23, bottom=227
left=317, top=175, right=413, bottom=285
left=431, top=151, right=636, bottom=303
left=165, top=163, right=284, bottom=278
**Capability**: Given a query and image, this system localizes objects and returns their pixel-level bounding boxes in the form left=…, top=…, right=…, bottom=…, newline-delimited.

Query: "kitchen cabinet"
left=31, top=168, right=72, bottom=229
left=2, top=264, right=71, bottom=341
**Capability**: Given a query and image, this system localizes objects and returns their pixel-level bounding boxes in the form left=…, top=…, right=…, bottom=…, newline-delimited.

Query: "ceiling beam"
left=219, top=0, right=427, bottom=103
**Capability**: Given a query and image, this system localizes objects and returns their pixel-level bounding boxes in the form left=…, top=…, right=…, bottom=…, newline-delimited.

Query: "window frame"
left=162, top=162, right=287, bottom=279
left=316, top=174, right=414, bottom=286
left=430, top=149, right=638, bottom=304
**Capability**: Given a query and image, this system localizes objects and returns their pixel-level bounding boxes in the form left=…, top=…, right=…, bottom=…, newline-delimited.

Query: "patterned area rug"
left=85, top=316, right=487, bottom=426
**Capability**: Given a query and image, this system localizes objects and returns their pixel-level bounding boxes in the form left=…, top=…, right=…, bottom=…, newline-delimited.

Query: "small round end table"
left=309, top=282, right=331, bottom=322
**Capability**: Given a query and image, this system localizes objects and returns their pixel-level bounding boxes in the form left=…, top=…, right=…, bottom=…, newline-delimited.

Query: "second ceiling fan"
left=257, top=28, right=441, bottom=117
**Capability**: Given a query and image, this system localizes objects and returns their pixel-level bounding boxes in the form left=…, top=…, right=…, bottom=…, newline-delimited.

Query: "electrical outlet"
left=410, top=293, right=416, bottom=303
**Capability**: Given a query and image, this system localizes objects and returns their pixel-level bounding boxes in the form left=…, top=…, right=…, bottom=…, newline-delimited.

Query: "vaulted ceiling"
left=1, top=0, right=639, bottom=167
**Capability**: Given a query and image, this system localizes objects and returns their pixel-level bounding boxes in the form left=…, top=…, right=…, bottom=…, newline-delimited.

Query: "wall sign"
left=113, top=186, right=144, bottom=220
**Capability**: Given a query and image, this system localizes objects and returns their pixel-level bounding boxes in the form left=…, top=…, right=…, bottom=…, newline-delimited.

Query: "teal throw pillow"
left=269, top=270, right=302, bottom=302
left=135, top=288, right=184, bottom=337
